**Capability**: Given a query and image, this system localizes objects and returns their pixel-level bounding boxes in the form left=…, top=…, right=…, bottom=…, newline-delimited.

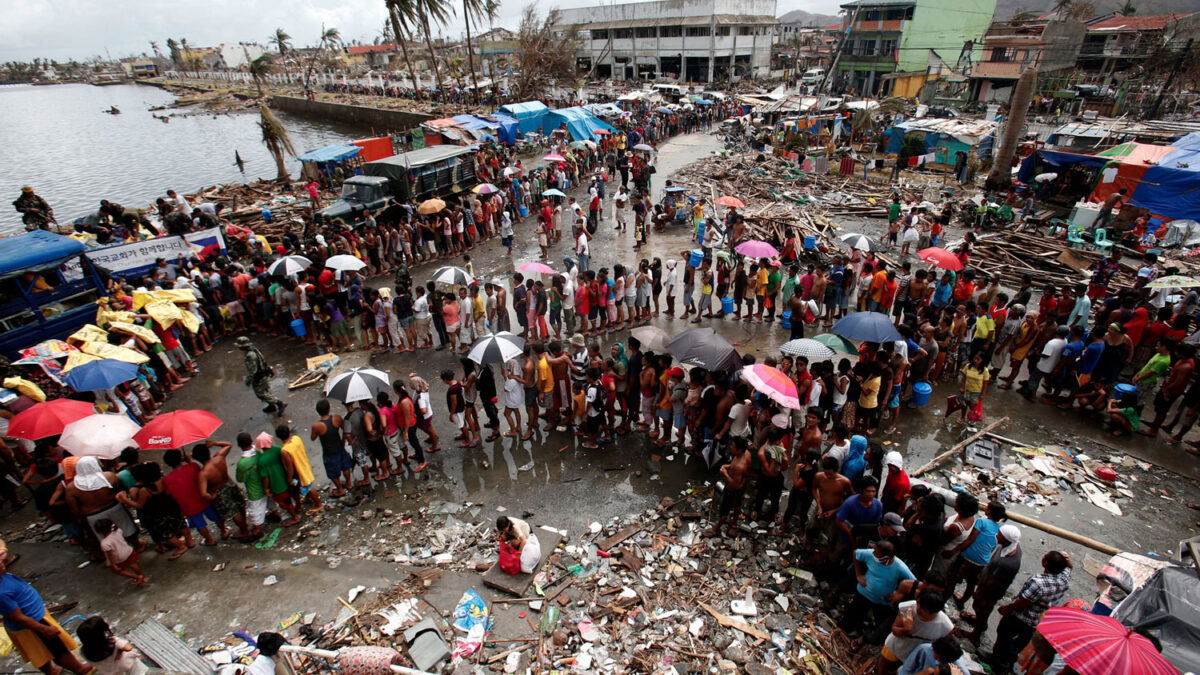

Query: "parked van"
left=651, top=83, right=686, bottom=98
left=801, top=68, right=826, bottom=86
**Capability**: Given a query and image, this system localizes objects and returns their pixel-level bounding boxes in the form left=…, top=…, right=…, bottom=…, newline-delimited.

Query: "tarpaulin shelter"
left=1085, top=141, right=1177, bottom=208
left=297, top=143, right=362, bottom=183
left=545, top=106, right=616, bottom=141
left=884, top=117, right=999, bottom=163
left=1111, top=565, right=1200, bottom=674
left=492, top=113, right=519, bottom=146
left=421, top=118, right=469, bottom=146
left=451, top=115, right=500, bottom=143
left=497, top=101, right=550, bottom=136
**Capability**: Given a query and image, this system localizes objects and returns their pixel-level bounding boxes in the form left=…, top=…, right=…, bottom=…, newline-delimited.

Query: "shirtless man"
left=521, top=346, right=539, bottom=440
left=950, top=304, right=970, bottom=374
left=809, top=456, right=854, bottom=556
left=906, top=269, right=930, bottom=321
left=706, top=437, right=751, bottom=537
left=494, top=283, right=510, bottom=333
left=810, top=265, right=828, bottom=318
left=194, top=439, right=250, bottom=540
left=62, top=458, right=138, bottom=548
left=797, top=407, right=825, bottom=456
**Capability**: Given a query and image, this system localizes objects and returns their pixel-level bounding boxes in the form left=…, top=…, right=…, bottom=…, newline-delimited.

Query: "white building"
left=555, top=0, right=778, bottom=83
left=216, top=42, right=265, bottom=70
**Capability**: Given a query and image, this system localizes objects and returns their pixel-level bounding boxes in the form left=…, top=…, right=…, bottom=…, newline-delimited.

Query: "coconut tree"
left=149, top=41, right=162, bottom=61
left=1009, top=7, right=1038, bottom=21
left=248, top=54, right=274, bottom=98
left=271, top=28, right=293, bottom=57
left=461, top=0, right=500, bottom=104
left=166, top=38, right=181, bottom=67
left=986, top=67, right=1037, bottom=192
left=417, top=0, right=454, bottom=101
left=1119, top=0, right=1136, bottom=13
left=259, top=103, right=297, bottom=182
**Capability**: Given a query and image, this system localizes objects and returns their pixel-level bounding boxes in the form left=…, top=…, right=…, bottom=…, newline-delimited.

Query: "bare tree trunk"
left=388, top=7, right=422, bottom=94
left=420, top=10, right=446, bottom=102
left=463, top=2, right=480, bottom=105
left=985, top=67, right=1037, bottom=192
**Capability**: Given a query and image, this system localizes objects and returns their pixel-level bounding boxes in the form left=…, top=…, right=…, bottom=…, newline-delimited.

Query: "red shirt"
left=953, top=281, right=975, bottom=302
left=163, top=462, right=208, bottom=516
left=151, top=322, right=180, bottom=351
left=1141, top=320, right=1170, bottom=348
left=318, top=269, right=336, bottom=296
left=881, top=279, right=898, bottom=309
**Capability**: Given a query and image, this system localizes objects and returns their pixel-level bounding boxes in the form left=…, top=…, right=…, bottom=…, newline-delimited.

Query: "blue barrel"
left=1114, top=383, right=1137, bottom=396
left=688, top=249, right=704, bottom=267
left=519, top=205, right=528, bottom=218
left=781, top=311, right=792, bottom=329
left=261, top=208, right=273, bottom=222
left=291, top=318, right=307, bottom=337
left=721, top=296, right=734, bottom=314
left=697, top=222, right=706, bottom=243
left=912, top=381, right=932, bottom=406
left=803, top=235, right=816, bottom=250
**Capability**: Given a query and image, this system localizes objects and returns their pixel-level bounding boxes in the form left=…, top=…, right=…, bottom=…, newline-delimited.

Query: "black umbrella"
left=468, top=332, right=525, bottom=365
left=666, top=327, right=743, bottom=371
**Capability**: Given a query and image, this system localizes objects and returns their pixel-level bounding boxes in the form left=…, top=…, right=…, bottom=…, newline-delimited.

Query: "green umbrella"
left=812, top=333, right=858, bottom=354
left=569, top=141, right=586, bottom=150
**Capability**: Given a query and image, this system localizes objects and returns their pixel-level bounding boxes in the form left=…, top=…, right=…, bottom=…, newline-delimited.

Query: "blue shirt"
left=837, top=494, right=883, bottom=530
left=962, top=517, right=1001, bottom=565
left=932, top=282, right=952, bottom=306
left=0, top=574, right=46, bottom=631
left=854, top=549, right=915, bottom=605
left=899, top=642, right=970, bottom=675
left=1077, top=341, right=1105, bottom=375
left=829, top=265, right=845, bottom=285
left=1062, top=340, right=1085, bottom=363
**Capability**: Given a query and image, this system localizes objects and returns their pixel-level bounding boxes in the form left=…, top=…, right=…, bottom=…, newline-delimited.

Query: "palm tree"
left=386, top=0, right=424, bottom=93
left=417, top=0, right=454, bottom=101
left=986, top=67, right=1037, bottom=192
left=166, top=38, right=181, bottom=68
left=248, top=54, right=274, bottom=98
left=149, top=40, right=162, bottom=61
left=271, top=28, right=292, bottom=57
left=1119, top=0, right=1136, bottom=14
left=1010, top=7, right=1038, bottom=21
left=180, top=38, right=193, bottom=72
left=461, top=0, right=500, bottom=103
left=259, top=103, right=297, bottom=182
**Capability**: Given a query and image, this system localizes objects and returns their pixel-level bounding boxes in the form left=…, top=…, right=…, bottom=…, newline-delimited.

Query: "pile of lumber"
left=966, top=230, right=1129, bottom=289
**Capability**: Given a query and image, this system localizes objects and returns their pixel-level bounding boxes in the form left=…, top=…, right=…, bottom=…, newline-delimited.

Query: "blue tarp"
left=1130, top=133, right=1200, bottom=220
left=498, top=101, right=550, bottom=136
left=546, top=107, right=617, bottom=141
left=493, top=113, right=519, bottom=146
left=451, top=115, right=496, bottom=131
left=297, top=143, right=361, bottom=163
left=0, top=231, right=86, bottom=277
left=1016, top=150, right=1113, bottom=185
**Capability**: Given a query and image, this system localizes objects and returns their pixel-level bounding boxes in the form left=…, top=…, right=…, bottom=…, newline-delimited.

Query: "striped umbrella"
left=780, top=338, right=835, bottom=360
left=430, top=266, right=475, bottom=287
left=267, top=255, right=312, bottom=277
left=1037, top=607, right=1177, bottom=675
left=839, top=233, right=876, bottom=252
left=468, top=332, right=525, bottom=365
left=325, top=367, right=391, bottom=403
left=741, top=364, right=800, bottom=410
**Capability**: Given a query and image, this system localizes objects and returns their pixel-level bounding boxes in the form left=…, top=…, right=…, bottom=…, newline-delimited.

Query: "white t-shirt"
left=883, top=601, right=953, bottom=661
left=728, top=401, right=752, bottom=437
left=806, top=378, right=822, bottom=408
left=416, top=391, right=434, bottom=419
left=1038, top=338, right=1066, bottom=374
left=576, top=233, right=589, bottom=256
left=824, top=439, right=850, bottom=469
left=562, top=277, right=576, bottom=310
left=413, top=295, right=430, bottom=320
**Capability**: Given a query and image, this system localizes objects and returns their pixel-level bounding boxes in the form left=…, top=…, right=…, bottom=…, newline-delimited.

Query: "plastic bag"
left=968, top=398, right=984, bottom=422
left=498, top=541, right=521, bottom=575
left=452, top=589, right=492, bottom=633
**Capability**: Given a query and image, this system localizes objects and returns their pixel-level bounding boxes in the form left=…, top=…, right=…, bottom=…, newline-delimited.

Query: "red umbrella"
left=1037, top=607, right=1179, bottom=675
left=133, top=410, right=223, bottom=449
left=715, top=196, right=744, bottom=208
left=8, top=399, right=95, bottom=440
left=918, top=247, right=964, bottom=271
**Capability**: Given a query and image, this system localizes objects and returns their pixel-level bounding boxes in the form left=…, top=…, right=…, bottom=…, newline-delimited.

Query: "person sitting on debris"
left=496, top=515, right=541, bottom=575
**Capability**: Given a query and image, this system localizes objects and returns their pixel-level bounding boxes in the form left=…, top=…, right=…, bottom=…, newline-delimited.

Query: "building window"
left=862, top=10, right=880, bottom=20
left=905, top=7, right=914, bottom=19
left=885, top=9, right=906, bottom=19
left=880, top=39, right=896, bottom=56
left=613, top=28, right=632, bottom=39
left=686, top=26, right=711, bottom=37
left=717, top=27, right=730, bottom=36
left=636, top=26, right=656, bottom=38
left=738, top=26, right=754, bottom=35
left=660, top=25, right=683, bottom=37
left=990, top=47, right=1012, bottom=62
left=593, top=29, right=609, bottom=40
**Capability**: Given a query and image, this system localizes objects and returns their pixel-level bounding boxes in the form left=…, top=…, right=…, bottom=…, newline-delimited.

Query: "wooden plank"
left=481, top=527, right=565, bottom=597
left=597, top=524, right=642, bottom=551
left=698, top=601, right=770, bottom=641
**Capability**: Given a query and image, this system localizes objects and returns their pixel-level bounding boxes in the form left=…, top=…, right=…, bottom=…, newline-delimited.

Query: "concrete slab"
left=481, top=528, right=563, bottom=597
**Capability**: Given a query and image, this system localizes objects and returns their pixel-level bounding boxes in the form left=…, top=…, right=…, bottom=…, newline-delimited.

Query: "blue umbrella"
left=64, top=359, right=140, bottom=392
left=831, top=312, right=901, bottom=343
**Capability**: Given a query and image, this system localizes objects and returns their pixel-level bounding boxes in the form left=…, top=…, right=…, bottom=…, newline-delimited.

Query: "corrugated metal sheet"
left=127, top=619, right=214, bottom=674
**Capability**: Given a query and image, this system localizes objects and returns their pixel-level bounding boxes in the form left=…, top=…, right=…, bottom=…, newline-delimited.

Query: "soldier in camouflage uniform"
left=12, top=186, right=54, bottom=231
left=236, top=336, right=285, bottom=416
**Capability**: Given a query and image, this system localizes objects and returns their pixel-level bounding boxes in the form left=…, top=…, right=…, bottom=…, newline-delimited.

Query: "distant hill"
left=992, top=0, right=1195, bottom=21
left=778, top=9, right=841, bottom=26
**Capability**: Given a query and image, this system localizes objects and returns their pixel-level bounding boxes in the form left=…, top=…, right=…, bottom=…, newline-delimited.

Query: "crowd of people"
left=0, top=91, right=1189, bottom=675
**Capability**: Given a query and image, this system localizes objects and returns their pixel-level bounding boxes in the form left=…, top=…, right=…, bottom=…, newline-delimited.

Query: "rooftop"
left=839, top=0, right=916, bottom=8
left=1087, top=13, right=1190, bottom=31
left=346, top=44, right=397, bottom=54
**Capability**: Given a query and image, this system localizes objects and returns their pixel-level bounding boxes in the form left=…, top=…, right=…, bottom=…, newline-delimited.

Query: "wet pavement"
left=4, top=132, right=1199, bottom=660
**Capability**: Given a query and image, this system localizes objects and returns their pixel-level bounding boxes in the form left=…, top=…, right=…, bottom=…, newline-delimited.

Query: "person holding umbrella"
left=236, top=337, right=284, bottom=417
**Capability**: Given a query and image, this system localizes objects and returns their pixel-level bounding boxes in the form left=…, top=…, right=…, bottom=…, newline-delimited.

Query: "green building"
left=835, top=0, right=996, bottom=97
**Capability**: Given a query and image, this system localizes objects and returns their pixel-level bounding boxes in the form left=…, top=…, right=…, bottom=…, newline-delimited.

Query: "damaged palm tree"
left=985, top=67, right=1037, bottom=193
left=258, top=103, right=296, bottom=182
left=513, top=5, right=579, bottom=101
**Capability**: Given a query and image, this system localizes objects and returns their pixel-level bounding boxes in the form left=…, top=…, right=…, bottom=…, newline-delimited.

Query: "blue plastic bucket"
left=781, top=311, right=792, bottom=329
left=261, top=208, right=273, bottom=222
left=688, top=249, right=704, bottom=267
left=291, top=318, right=307, bottom=337
left=803, top=235, right=816, bottom=250
left=1114, top=383, right=1137, bottom=396
left=912, top=381, right=932, bottom=406
left=697, top=222, right=706, bottom=243
left=519, top=205, right=528, bottom=218
left=721, top=296, right=734, bottom=314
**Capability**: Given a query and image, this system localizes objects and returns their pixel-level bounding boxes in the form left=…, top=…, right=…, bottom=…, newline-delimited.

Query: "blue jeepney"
left=0, top=231, right=108, bottom=358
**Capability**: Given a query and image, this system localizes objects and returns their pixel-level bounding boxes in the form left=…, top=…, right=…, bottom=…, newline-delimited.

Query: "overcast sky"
left=1, top=0, right=844, bottom=63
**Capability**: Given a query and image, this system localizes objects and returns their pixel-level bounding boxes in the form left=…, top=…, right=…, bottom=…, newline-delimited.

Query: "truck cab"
left=318, top=176, right=393, bottom=224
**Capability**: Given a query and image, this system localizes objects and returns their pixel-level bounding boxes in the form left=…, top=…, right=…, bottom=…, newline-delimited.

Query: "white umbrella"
left=325, top=254, right=367, bottom=272
left=630, top=326, right=670, bottom=354
left=839, top=233, right=876, bottom=252
left=59, top=413, right=141, bottom=460
left=325, top=367, right=391, bottom=403
left=431, top=266, right=474, bottom=287
left=468, top=332, right=525, bottom=365
left=268, top=255, right=312, bottom=277
left=780, top=338, right=836, bottom=360
left=503, top=166, right=522, bottom=177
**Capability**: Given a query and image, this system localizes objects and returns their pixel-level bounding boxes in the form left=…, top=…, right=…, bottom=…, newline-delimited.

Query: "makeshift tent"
left=493, top=113, right=519, bottom=146
left=498, top=101, right=550, bottom=136
left=1111, top=565, right=1200, bottom=674
left=885, top=117, right=998, bottom=163
left=583, top=103, right=623, bottom=119
left=352, top=137, right=394, bottom=162
left=451, top=115, right=500, bottom=143
left=545, top=106, right=616, bottom=141
left=296, top=143, right=362, bottom=183
left=1086, top=142, right=1177, bottom=207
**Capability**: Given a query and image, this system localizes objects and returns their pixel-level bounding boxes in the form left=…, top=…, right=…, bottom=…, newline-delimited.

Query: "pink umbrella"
left=543, top=154, right=566, bottom=163
left=1037, top=607, right=1178, bottom=675
left=715, top=196, right=744, bottom=208
left=518, top=262, right=556, bottom=275
left=741, top=364, right=800, bottom=410
left=735, top=240, right=780, bottom=258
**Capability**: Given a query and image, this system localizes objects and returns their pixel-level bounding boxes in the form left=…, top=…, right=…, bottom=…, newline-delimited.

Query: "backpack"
left=588, top=384, right=604, bottom=412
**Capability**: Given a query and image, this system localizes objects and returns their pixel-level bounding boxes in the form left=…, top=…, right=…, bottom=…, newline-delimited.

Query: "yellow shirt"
left=756, top=268, right=769, bottom=296
left=537, top=357, right=554, bottom=394
left=282, top=435, right=315, bottom=487
left=962, top=366, right=990, bottom=394
left=973, top=315, right=996, bottom=340
left=472, top=294, right=485, bottom=320
left=859, top=376, right=881, bottom=409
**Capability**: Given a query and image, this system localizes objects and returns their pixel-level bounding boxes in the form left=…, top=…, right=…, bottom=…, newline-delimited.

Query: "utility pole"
left=821, top=4, right=860, bottom=96
left=1147, top=38, right=1192, bottom=120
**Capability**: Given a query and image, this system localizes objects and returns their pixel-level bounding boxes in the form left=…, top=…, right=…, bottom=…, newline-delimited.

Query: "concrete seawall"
left=271, top=95, right=433, bottom=134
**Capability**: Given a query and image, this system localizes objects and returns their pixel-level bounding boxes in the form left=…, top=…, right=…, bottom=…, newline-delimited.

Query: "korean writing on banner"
left=61, top=227, right=226, bottom=279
